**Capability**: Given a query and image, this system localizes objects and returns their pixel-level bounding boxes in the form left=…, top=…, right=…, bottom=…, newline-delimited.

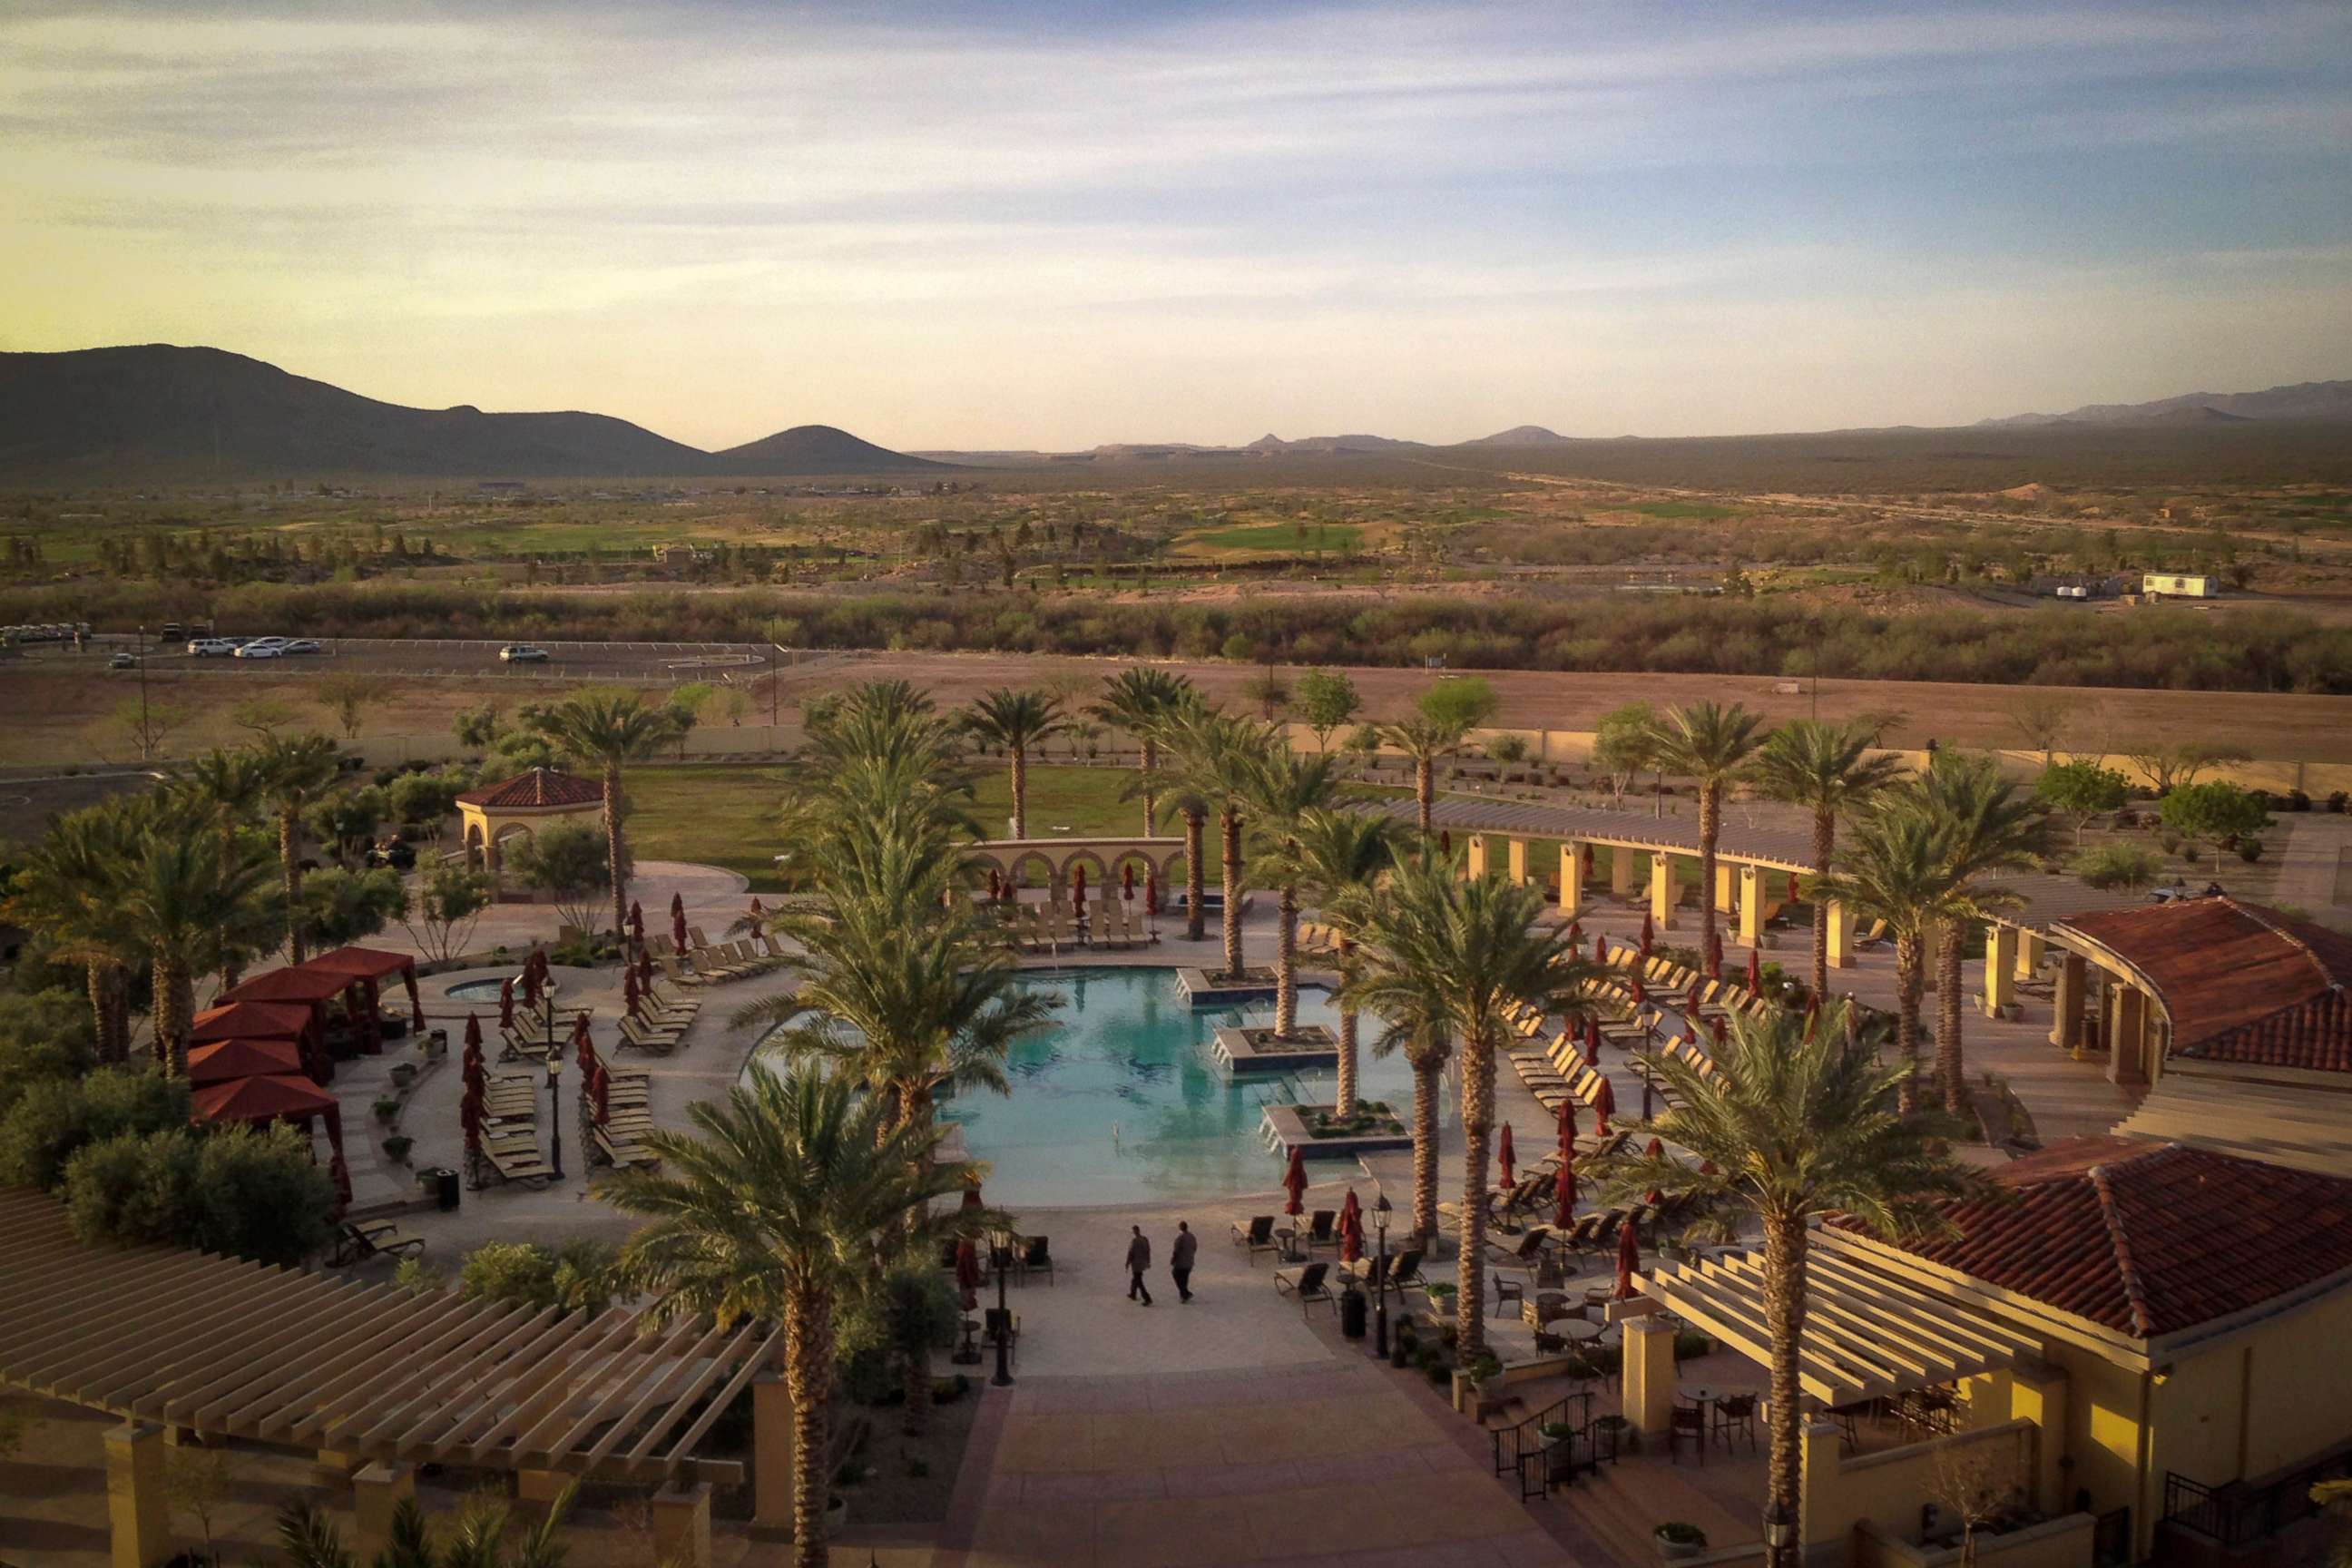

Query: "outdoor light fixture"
left=1371, top=1192, right=1393, bottom=1358
left=1763, top=1501, right=1795, bottom=1549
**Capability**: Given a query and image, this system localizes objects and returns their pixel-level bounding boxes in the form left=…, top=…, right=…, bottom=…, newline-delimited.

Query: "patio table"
left=1555, top=1318, right=1602, bottom=1343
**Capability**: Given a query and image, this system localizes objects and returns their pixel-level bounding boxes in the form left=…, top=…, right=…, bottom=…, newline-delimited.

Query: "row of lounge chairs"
left=616, top=975, right=702, bottom=1056
left=476, top=1071, right=557, bottom=1188
left=1269, top=1248, right=1431, bottom=1318
left=587, top=1064, right=659, bottom=1170
left=1002, top=899, right=1154, bottom=955
left=649, top=929, right=780, bottom=985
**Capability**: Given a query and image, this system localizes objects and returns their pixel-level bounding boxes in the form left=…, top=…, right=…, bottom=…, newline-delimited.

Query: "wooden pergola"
left=0, top=1190, right=771, bottom=1487
left=1634, top=1227, right=2044, bottom=1406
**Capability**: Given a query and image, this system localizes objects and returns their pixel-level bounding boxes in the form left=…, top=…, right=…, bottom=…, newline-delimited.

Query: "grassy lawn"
left=627, top=760, right=1408, bottom=888
left=1187, top=520, right=1364, bottom=553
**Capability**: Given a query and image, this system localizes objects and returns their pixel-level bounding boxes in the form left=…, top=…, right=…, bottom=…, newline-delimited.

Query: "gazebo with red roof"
left=456, top=767, right=607, bottom=886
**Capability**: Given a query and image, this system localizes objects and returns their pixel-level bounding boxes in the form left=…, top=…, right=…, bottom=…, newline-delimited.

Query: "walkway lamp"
left=1371, top=1193, right=1392, bottom=1357
left=544, top=982, right=564, bottom=1180
left=991, top=1243, right=1014, bottom=1389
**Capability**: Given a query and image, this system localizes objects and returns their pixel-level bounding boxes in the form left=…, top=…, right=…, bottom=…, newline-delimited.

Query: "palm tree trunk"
left=1762, top=1209, right=1809, bottom=1568
left=1182, top=808, right=1207, bottom=942
left=1699, top=781, right=1721, bottom=970
left=279, top=808, right=305, bottom=964
left=1336, top=937, right=1358, bottom=1118
left=1895, top=932, right=1923, bottom=1114
left=84, top=964, right=114, bottom=1063
left=1274, top=884, right=1298, bottom=1036
left=603, top=761, right=627, bottom=940
left=785, top=1289, right=835, bottom=1568
left=1009, top=745, right=1028, bottom=839
left=1410, top=1054, right=1440, bottom=1245
left=1220, top=807, right=1243, bottom=978
left=1809, top=807, right=1835, bottom=1004
left=1456, top=1034, right=1494, bottom=1360
left=1140, top=739, right=1157, bottom=837
left=903, top=1336, right=932, bottom=1440
left=152, top=954, right=192, bottom=1075
left=98, top=969, right=131, bottom=1064
left=1936, top=917, right=1967, bottom=1115
left=1416, top=757, right=1434, bottom=837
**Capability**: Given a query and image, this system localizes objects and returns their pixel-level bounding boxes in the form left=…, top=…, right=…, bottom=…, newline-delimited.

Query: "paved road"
left=11, top=634, right=782, bottom=683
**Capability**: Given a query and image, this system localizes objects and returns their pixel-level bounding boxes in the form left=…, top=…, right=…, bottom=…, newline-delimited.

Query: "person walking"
left=1125, top=1225, right=1154, bottom=1306
left=1170, top=1220, right=1197, bottom=1303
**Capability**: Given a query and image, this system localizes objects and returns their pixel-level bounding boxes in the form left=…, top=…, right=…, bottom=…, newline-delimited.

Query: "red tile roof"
left=456, top=768, right=604, bottom=810
left=2055, top=898, right=2352, bottom=1074
left=1847, top=1137, right=2352, bottom=1338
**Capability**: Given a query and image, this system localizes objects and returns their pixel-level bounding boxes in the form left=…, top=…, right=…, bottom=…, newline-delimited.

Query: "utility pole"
left=136, top=622, right=151, bottom=760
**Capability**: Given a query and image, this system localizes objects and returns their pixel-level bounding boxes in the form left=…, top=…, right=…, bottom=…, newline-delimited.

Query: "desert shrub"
left=2073, top=845, right=2166, bottom=890
left=0, top=1064, right=190, bottom=1190
left=2239, top=838, right=2264, bottom=863
left=2288, top=789, right=2311, bottom=812
left=61, top=1122, right=333, bottom=1265
left=456, top=1238, right=618, bottom=1317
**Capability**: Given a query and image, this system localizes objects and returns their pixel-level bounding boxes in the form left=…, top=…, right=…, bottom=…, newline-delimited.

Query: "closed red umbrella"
left=573, top=1013, right=593, bottom=1071
left=1708, top=928, right=1723, bottom=982
left=955, top=1238, right=982, bottom=1311
left=638, top=948, right=657, bottom=994
left=671, top=892, right=688, bottom=952
left=1281, top=1146, right=1308, bottom=1218
left=591, top=1063, right=610, bottom=1125
left=498, top=979, right=514, bottom=1032
left=1592, top=1075, right=1615, bottom=1136
left=1497, top=1122, right=1516, bottom=1189
left=1555, top=1098, right=1576, bottom=1155
left=1122, top=862, right=1135, bottom=901
left=519, top=959, right=539, bottom=1011
left=1640, top=910, right=1654, bottom=955
left=1683, top=1022, right=1699, bottom=1045
left=1072, top=864, right=1086, bottom=900
left=962, top=1181, right=984, bottom=1213
left=464, top=1012, right=484, bottom=1053
left=1613, top=1214, right=1642, bottom=1299
left=1745, top=946, right=1762, bottom=995
left=747, top=897, right=765, bottom=940
left=1339, top=1189, right=1363, bottom=1265
left=622, top=964, right=641, bottom=1020
left=1711, top=1015, right=1727, bottom=1047
left=1630, top=975, right=1646, bottom=1005
left=1553, top=1156, right=1576, bottom=1230
left=1583, top=1015, right=1602, bottom=1070
left=1583, top=844, right=1596, bottom=876
left=1642, top=1135, right=1667, bottom=1205
left=1144, top=869, right=1160, bottom=914
left=1439, top=829, right=1451, bottom=857
left=629, top=899, right=645, bottom=946
left=986, top=867, right=1002, bottom=901
left=460, top=1083, right=483, bottom=1147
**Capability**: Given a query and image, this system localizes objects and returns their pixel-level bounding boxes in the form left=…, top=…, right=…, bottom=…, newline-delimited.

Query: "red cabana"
left=299, top=946, right=426, bottom=1054
left=192, top=1072, right=344, bottom=1159
left=1613, top=1214, right=1642, bottom=1299
left=191, top=1000, right=327, bottom=1083
left=1497, top=1122, right=1516, bottom=1189
left=187, top=1036, right=304, bottom=1087
left=1281, top=1146, right=1308, bottom=1219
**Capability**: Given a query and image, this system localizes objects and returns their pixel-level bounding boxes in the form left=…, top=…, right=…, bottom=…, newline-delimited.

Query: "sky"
left=3, top=0, right=2348, bottom=451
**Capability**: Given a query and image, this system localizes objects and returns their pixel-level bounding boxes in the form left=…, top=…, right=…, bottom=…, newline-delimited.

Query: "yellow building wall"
left=2050, top=1349, right=2148, bottom=1534
left=2232, top=1287, right=2352, bottom=1477
left=1807, top=1421, right=2039, bottom=1548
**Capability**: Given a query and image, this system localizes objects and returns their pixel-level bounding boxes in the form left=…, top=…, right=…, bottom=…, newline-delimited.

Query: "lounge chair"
left=657, top=954, right=708, bottom=988
left=1272, top=1259, right=1335, bottom=1315
left=1232, top=1213, right=1274, bottom=1250
left=1022, top=1233, right=1054, bottom=1286
left=1300, top=1210, right=1338, bottom=1253
left=483, top=1143, right=554, bottom=1189
left=330, top=1220, right=425, bottom=1267
left=619, top=1016, right=685, bottom=1054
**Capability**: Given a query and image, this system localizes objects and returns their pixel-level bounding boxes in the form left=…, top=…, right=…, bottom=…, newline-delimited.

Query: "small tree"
left=453, top=700, right=505, bottom=750
left=456, top=1238, right=618, bottom=1317
left=229, top=696, right=300, bottom=741
left=1486, top=733, right=1530, bottom=766
left=1240, top=666, right=1291, bottom=720
left=387, top=769, right=468, bottom=843
left=2127, top=740, right=2252, bottom=795
left=402, top=864, right=495, bottom=964
left=2004, top=696, right=2069, bottom=764
left=113, top=696, right=189, bottom=760
left=668, top=681, right=716, bottom=760
left=506, top=821, right=611, bottom=935
left=164, top=1440, right=242, bottom=1566
left=2034, top=760, right=2129, bottom=847
left=313, top=672, right=395, bottom=741
left=296, top=867, right=407, bottom=946
left=305, top=785, right=388, bottom=867
left=1294, top=670, right=1360, bottom=751
left=1592, top=701, right=1656, bottom=802
left=1418, top=675, right=1500, bottom=734
left=879, top=1265, right=961, bottom=1438
left=2073, top=844, right=2165, bottom=890
left=2160, top=782, right=2269, bottom=873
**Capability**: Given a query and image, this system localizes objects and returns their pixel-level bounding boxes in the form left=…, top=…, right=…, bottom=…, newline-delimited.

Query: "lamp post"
left=991, top=1245, right=1014, bottom=1389
left=1371, top=1193, right=1392, bottom=1358
left=544, top=983, right=564, bottom=1180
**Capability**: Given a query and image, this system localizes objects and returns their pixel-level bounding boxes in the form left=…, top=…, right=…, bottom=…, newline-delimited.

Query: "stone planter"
left=1654, top=1525, right=1707, bottom=1561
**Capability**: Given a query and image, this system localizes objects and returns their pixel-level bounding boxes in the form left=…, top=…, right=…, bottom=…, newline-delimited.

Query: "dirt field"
left=7, top=642, right=2349, bottom=770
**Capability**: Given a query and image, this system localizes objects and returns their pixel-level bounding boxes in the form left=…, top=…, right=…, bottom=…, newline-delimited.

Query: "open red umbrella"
left=1745, top=946, right=1762, bottom=995
left=1640, top=910, right=1654, bottom=955
left=498, top=978, right=514, bottom=1033
left=671, top=892, right=688, bottom=952
left=1281, top=1146, right=1308, bottom=1218
left=1553, top=1156, right=1576, bottom=1230
left=1583, top=1015, right=1602, bottom=1070
left=1497, top=1122, right=1516, bottom=1189
left=1592, top=1075, right=1616, bottom=1136
left=1339, top=1189, right=1363, bottom=1265
left=955, top=1239, right=982, bottom=1311
left=1612, top=1215, right=1642, bottom=1299
left=629, top=899, right=645, bottom=946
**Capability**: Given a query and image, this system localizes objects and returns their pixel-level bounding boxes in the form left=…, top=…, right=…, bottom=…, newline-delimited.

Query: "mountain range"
left=0, top=346, right=952, bottom=481
left=1976, top=380, right=2352, bottom=427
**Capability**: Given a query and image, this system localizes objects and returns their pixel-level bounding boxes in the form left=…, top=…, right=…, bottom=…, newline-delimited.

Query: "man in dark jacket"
left=1170, top=1220, right=1198, bottom=1303
left=1125, top=1225, right=1153, bottom=1305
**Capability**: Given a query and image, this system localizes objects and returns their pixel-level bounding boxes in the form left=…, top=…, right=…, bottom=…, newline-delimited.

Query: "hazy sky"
left=4, top=0, right=2348, bottom=450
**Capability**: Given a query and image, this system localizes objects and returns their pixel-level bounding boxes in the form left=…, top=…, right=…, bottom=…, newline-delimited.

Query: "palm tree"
left=1240, top=749, right=1351, bottom=1039
left=1377, top=714, right=1466, bottom=838
left=1159, top=710, right=1272, bottom=974
left=1747, top=719, right=1906, bottom=1001
left=528, top=690, right=682, bottom=938
left=1285, top=809, right=1399, bottom=1117
left=1093, top=666, right=1198, bottom=838
left=962, top=688, right=1067, bottom=839
left=1596, top=1002, right=1975, bottom=1568
left=257, top=732, right=342, bottom=964
left=1642, top=701, right=1770, bottom=966
left=1347, top=858, right=1597, bottom=1358
left=113, top=805, right=280, bottom=1073
left=175, top=745, right=274, bottom=987
left=1915, top=756, right=2049, bottom=1113
left=601, top=1063, right=974, bottom=1568
left=2, top=802, right=142, bottom=1060
left=1813, top=802, right=1961, bottom=1114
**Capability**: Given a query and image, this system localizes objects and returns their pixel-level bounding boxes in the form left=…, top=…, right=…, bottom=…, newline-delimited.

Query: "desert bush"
left=61, top=1122, right=333, bottom=1265
left=2073, top=845, right=2166, bottom=890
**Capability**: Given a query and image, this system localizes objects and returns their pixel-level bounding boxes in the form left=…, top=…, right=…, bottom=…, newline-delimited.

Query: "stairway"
left=1535, top=1449, right=1762, bottom=1568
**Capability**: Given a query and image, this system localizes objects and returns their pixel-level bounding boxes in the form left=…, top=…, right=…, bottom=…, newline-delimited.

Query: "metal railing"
left=2163, top=1451, right=2351, bottom=1549
left=1492, top=1386, right=1595, bottom=1481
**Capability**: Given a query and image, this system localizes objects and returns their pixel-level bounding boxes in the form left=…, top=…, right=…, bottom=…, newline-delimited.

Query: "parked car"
left=187, top=638, right=236, bottom=656
left=110, top=652, right=139, bottom=669
left=233, top=640, right=286, bottom=659
left=161, top=622, right=184, bottom=639
left=280, top=639, right=322, bottom=655
left=498, top=643, right=551, bottom=663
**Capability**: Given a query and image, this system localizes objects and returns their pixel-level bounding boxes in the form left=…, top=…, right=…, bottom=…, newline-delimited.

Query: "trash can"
left=423, top=1167, right=461, bottom=1212
left=1339, top=1286, right=1367, bottom=1340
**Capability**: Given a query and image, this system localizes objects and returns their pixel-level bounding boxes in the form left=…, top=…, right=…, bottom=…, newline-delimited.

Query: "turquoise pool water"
left=936, top=966, right=1438, bottom=1209
left=446, top=979, right=507, bottom=1002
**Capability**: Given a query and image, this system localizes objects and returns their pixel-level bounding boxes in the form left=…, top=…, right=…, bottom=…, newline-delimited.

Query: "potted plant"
left=823, top=1493, right=849, bottom=1539
left=372, top=1096, right=401, bottom=1124
left=383, top=1134, right=414, bottom=1164
left=1655, top=1522, right=1707, bottom=1561
left=389, top=1063, right=418, bottom=1089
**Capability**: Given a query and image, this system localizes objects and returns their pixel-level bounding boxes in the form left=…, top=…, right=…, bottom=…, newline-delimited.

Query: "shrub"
left=2238, top=838, right=2264, bottom=863
left=456, top=1238, right=619, bottom=1317
left=2328, top=791, right=2348, bottom=814
left=61, top=1122, right=333, bottom=1265
left=2288, top=789, right=2312, bottom=812
left=1672, top=1330, right=1713, bottom=1363
left=0, top=1064, right=190, bottom=1191
left=1658, top=1523, right=1709, bottom=1546
left=2073, top=844, right=2166, bottom=890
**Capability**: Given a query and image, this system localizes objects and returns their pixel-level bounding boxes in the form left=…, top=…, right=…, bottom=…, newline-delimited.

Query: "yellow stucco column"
left=1559, top=843, right=1583, bottom=919
left=1714, top=860, right=1736, bottom=914
left=2015, top=930, right=2045, bottom=981
left=1958, top=1368, right=2015, bottom=1431
left=2110, top=986, right=2149, bottom=1085
left=1983, top=926, right=2019, bottom=1017
left=1737, top=865, right=1762, bottom=947
left=104, top=1421, right=169, bottom=1568
left=2010, top=1365, right=2071, bottom=1513
left=514, top=1469, right=567, bottom=1503
left=1622, top=1316, right=1680, bottom=1444
left=1465, top=834, right=1489, bottom=878
left=2052, top=953, right=2085, bottom=1053
left=354, top=1462, right=416, bottom=1562
left=1505, top=836, right=1528, bottom=887
left=1648, top=854, right=1677, bottom=930
left=1611, top=844, right=1636, bottom=898
left=1824, top=900, right=1855, bottom=969
left=751, top=1371, right=793, bottom=1537
left=652, top=1482, right=714, bottom=1568
left=1798, top=1417, right=1847, bottom=1551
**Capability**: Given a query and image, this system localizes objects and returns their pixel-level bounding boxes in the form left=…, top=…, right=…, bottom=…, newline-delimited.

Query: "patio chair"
left=656, top=953, right=708, bottom=987
left=330, top=1220, right=425, bottom=1267
left=1232, top=1214, right=1276, bottom=1261
left=617, top=1018, right=681, bottom=1055
left=1272, top=1259, right=1335, bottom=1315
left=984, top=1308, right=1020, bottom=1368
left=1302, top=1210, right=1338, bottom=1252
left=1712, top=1393, right=1759, bottom=1454
left=1023, top=1233, right=1054, bottom=1285
left=1385, top=1248, right=1426, bottom=1298
left=1668, top=1403, right=1708, bottom=1465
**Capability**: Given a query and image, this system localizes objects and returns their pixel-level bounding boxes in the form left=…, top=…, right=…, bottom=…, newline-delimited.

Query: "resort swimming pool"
left=934, top=966, right=1438, bottom=1208
left=446, top=979, right=508, bottom=1003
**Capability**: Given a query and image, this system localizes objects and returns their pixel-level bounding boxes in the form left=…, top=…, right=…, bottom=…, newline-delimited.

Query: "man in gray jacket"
left=1170, top=1220, right=1198, bottom=1303
left=1125, top=1225, right=1153, bottom=1305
